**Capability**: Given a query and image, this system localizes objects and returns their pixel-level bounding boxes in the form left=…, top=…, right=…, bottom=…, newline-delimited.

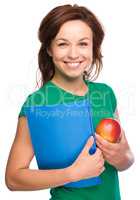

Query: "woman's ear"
left=47, top=47, right=52, bottom=57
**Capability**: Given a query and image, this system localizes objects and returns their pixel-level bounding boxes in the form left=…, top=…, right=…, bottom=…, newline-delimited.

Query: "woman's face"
left=48, top=20, right=93, bottom=80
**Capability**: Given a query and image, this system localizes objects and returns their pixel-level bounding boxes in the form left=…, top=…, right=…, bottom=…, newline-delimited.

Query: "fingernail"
left=90, top=136, right=93, bottom=141
left=95, top=134, right=98, bottom=137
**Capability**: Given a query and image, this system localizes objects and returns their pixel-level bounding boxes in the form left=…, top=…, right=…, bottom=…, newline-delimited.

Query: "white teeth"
left=65, top=62, right=81, bottom=68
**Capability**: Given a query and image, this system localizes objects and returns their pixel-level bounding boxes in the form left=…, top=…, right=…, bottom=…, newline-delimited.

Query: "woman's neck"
left=51, top=76, right=88, bottom=96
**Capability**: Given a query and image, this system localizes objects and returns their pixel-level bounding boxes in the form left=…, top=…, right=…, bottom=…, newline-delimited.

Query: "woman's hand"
left=95, top=129, right=135, bottom=171
left=71, top=136, right=105, bottom=182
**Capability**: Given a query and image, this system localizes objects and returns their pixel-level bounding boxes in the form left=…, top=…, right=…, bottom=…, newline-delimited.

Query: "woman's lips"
left=64, top=61, right=83, bottom=68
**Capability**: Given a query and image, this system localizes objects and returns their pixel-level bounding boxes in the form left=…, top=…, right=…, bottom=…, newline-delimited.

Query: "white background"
left=0, top=0, right=139, bottom=199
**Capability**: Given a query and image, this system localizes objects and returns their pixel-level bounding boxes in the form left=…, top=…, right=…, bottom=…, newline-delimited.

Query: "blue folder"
left=24, top=99, right=102, bottom=188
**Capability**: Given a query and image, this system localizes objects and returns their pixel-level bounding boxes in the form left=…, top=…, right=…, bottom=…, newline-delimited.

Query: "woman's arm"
left=113, top=108, right=135, bottom=171
left=5, top=117, right=73, bottom=191
left=96, top=108, right=135, bottom=172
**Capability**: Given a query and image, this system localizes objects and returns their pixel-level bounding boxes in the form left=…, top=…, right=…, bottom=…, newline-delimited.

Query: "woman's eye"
left=58, top=43, right=67, bottom=46
left=79, top=42, right=88, bottom=46
left=57, top=42, right=88, bottom=47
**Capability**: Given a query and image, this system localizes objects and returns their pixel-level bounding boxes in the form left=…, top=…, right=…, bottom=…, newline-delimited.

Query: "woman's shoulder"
left=86, top=79, right=114, bottom=92
left=22, top=83, right=47, bottom=106
left=18, top=83, right=49, bottom=118
left=86, top=80, right=117, bottom=112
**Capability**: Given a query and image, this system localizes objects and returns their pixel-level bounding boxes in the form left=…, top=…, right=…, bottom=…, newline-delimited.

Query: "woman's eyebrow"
left=56, top=37, right=90, bottom=41
left=79, top=37, right=90, bottom=41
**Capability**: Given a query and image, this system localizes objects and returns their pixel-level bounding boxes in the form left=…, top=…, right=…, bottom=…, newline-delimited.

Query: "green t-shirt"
left=19, top=79, right=121, bottom=200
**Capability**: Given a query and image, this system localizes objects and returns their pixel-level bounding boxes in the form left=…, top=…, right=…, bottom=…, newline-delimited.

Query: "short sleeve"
left=18, top=95, right=31, bottom=118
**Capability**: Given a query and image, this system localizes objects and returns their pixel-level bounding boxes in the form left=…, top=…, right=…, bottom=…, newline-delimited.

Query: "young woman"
left=5, top=4, right=134, bottom=200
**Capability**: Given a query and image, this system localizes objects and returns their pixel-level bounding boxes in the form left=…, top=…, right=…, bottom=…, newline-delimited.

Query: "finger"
left=82, top=136, right=94, bottom=155
left=96, top=138, right=119, bottom=154
left=95, top=133, right=118, bottom=150
left=95, top=147, right=102, bottom=156
left=96, top=140, right=111, bottom=155
left=97, top=141, right=118, bottom=160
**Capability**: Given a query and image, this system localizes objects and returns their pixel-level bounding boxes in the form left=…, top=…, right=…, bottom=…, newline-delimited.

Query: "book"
left=24, top=99, right=102, bottom=188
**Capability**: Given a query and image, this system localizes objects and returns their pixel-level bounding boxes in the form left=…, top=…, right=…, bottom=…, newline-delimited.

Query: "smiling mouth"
left=64, top=61, right=83, bottom=68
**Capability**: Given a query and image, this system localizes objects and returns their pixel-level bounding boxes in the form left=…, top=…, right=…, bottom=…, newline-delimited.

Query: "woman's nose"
left=67, top=46, right=79, bottom=59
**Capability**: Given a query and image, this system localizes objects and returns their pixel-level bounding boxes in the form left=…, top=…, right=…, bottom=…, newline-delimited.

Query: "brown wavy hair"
left=37, top=4, right=105, bottom=87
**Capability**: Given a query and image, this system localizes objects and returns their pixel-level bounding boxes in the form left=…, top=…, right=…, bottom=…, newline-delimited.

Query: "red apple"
left=96, top=118, right=121, bottom=143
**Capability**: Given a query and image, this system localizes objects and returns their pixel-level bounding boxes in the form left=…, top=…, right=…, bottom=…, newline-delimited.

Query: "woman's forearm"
left=115, top=150, right=135, bottom=172
left=6, top=166, right=74, bottom=191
